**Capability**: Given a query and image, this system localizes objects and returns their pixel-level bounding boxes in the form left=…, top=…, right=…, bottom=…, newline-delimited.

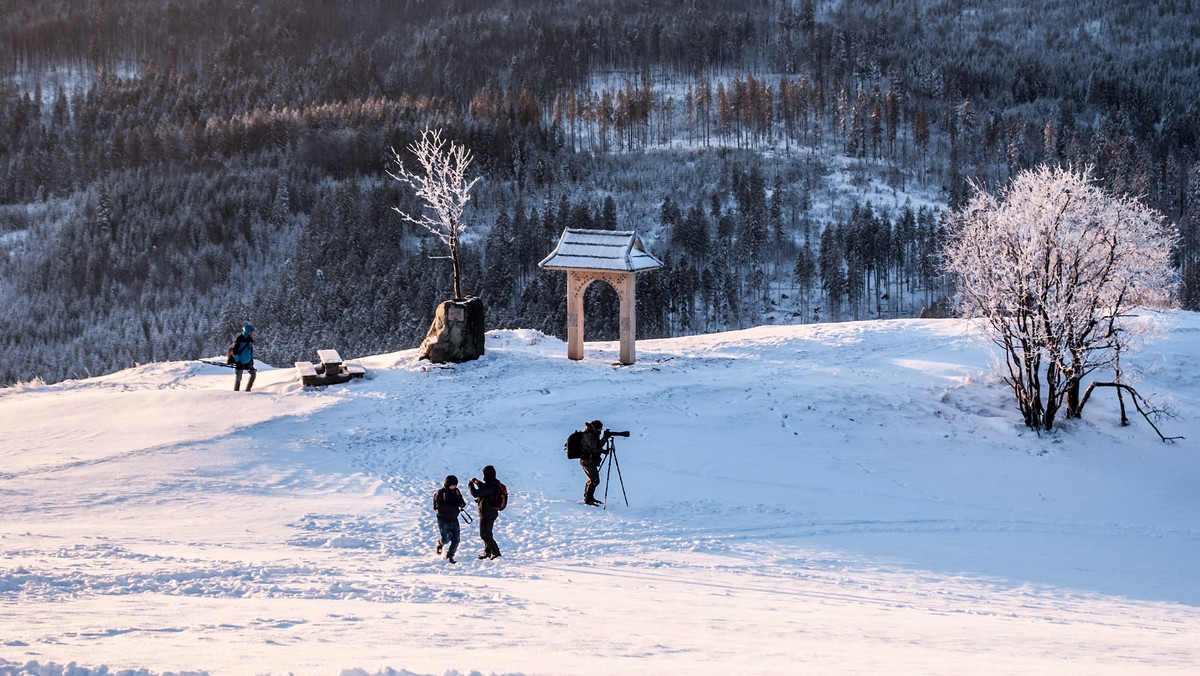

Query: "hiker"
left=578, top=420, right=611, bottom=506
left=468, top=465, right=502, bottom=560
left=433, top=474, right=467, bottom=564
left=229, top=323, right=256, bottom=392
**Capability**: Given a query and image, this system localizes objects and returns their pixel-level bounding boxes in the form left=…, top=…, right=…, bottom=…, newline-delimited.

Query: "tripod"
left=601, top=436, right=629, bottom=509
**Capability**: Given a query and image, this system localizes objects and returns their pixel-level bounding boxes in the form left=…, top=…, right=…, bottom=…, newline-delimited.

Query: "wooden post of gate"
left=539, top=228, right=664, bottom=365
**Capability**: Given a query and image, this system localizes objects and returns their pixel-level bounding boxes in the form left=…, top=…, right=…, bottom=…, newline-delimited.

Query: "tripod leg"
left=602, top=452, right=612, bottom=510
left=611, top=450, right=629, bottom=507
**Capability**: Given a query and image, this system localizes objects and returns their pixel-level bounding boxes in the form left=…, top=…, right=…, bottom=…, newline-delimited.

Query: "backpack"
left=494, top=480, right=508, bottom=511
left=565, top=430, right=583, bottom=460
left=435, top=486, right=464, bottom=518
left=229, top=335, right=251, bottom=365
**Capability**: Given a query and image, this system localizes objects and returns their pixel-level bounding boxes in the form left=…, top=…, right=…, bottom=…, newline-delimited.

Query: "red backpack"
left=494, top=480, right=508, bottom=511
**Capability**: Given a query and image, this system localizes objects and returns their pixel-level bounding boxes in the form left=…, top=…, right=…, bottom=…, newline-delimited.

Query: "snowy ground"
left=2, top=314, right=1199, bottom=675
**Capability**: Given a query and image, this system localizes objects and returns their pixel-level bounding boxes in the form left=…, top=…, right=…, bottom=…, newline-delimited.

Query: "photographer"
left=467, top=465, right=503, bottom=560
left=578, top=420, right=611, bottom=506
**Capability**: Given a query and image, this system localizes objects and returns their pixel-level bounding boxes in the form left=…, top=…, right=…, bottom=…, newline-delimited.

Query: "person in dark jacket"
left=467, top=465, right=502, bottom=560
left=433, top=474, right=466, bottom=564
left=578, top=420, right=611, bottom=506
left=230, top=323, right=256, bottom=392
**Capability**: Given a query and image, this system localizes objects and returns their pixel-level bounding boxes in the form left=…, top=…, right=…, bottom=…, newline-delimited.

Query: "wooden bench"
left=294, top=360, right=320, bottom=386
left=295, top=349, right=367, bottom=387
left=317, top=349, right=343, bottom=375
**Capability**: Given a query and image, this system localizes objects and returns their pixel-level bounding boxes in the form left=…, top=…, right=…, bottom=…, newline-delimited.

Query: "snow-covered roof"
left=539, top=228, right=664, bottom=273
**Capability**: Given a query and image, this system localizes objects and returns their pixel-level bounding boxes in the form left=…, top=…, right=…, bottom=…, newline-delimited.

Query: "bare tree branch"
left=387, top=127, right=481, bottom=299
left=1078, top=381, right=1183, bottom=442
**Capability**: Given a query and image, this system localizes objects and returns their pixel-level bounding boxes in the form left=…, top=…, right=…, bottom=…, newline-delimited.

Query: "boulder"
left=418, top=297, right=486, bottom=363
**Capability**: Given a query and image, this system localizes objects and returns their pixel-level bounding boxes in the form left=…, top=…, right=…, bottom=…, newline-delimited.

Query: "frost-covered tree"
left=944, top=165, right=1177, bottom=433
left=387, top=128, right=481, bottom=300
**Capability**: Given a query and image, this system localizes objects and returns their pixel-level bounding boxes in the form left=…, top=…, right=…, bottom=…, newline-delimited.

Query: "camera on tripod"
left=605, top=429, right=630, bottom=438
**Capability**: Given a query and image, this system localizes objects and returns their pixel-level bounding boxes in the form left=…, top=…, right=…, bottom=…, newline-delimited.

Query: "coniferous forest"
left=0, top=0, right=1197, bottom=386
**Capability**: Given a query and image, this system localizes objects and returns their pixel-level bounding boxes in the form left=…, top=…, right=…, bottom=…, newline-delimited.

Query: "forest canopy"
left=0, top=0, right=1196, bottom=386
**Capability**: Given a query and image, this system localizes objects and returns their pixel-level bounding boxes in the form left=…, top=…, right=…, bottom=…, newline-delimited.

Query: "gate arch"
left=540, top=229, right=663, bottom=364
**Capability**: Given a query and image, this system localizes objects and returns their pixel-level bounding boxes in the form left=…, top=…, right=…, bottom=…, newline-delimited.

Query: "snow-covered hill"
left=2, top=315, right=1199, bottom=675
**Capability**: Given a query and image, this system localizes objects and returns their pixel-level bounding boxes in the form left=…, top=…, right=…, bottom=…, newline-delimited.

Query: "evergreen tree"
left=793, top=242, right=816, bottom=320
left=601, top=195, right=618, bottom=230
left=482, top=210, right=517, bottom=318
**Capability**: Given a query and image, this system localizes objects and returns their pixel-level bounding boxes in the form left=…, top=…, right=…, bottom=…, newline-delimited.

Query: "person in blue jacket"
left=230, top=323, right=256, bottom=392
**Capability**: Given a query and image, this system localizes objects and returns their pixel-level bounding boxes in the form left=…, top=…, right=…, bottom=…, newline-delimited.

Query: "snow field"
left=2, top=316, right=1199, bottom=674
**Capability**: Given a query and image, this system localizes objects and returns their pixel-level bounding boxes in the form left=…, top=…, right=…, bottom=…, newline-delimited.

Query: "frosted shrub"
left=944, top=165, right=1177, bottom=431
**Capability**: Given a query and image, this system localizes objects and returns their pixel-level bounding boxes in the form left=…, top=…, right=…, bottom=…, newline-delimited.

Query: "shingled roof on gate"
left=538, top=228, right=664, bottom=272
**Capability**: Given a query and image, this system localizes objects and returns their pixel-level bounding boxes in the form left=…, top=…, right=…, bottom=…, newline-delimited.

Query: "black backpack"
left=565, top=430, right=583, bottom=459
left=435, top=487, right=463, bottom=516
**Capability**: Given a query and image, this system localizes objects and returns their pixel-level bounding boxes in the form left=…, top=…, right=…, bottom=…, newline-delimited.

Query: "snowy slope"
left=1, top=314, right=1199, bottom=675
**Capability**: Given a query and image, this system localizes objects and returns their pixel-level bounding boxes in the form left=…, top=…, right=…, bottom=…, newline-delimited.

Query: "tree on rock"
left=944, top=165, right=1177, bottom=432
left=388, top=128, right=481, bottom=300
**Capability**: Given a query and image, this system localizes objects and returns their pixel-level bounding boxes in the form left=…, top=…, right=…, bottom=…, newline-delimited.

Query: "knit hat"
left=444, top=474, right=458, bottom=487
